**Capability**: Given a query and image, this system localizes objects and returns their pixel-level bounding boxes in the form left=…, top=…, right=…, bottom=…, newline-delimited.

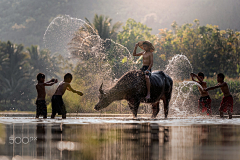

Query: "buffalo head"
left=94, top=83, right=111, bottom=110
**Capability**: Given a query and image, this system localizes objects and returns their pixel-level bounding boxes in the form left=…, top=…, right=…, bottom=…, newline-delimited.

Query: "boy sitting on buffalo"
left=133, top=41, right=154, bottom=101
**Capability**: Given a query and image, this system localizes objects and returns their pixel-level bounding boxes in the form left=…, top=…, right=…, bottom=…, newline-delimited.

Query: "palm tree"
left=85, top=14, right=122, bottom=40
left=69, top=14, right=122, bottom=60
left=27, top=45, right=60, bottom=79
left=0, top=41, right=33, bottom=106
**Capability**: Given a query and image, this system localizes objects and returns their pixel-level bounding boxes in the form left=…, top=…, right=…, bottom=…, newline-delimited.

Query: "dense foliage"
left=156, top=20, right=240, bottom=78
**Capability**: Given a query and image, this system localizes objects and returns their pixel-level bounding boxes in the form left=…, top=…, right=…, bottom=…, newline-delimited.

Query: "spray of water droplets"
left=43, top=15, right=97, bottom=60
left=43, top=15, right=204, bottom=116
left=165, top=54, right=204, bottom=116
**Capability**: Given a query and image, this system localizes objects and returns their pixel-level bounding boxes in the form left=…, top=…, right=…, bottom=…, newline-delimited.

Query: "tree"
left=117, top=18, right=155, bottom=53
left=0, top=41, right=34, bottom=109
left=155, top=19, right=240, bottom=78
left=27, top=45, right=64, bottom=79
left=85, top=14, right=122, bottom=40
left=117, top=18, right=156, bottom=69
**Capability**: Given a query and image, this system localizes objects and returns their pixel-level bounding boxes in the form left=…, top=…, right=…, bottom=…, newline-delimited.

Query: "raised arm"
left=133, top=43, right=144, bottom=56
left=67, top=84, right=83, bottom=96
left=190, top=73, right=203, bottom=83
left=46, top=78, right=55, bottom=83
left=45, top=78, right=58, bottom=85
left=205, top=82, right=227, bottom=91
left=44, top=79, right=58, bottom=86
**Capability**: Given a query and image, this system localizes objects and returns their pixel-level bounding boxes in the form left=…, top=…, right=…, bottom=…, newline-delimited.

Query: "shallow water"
left=0, top=116, right=240, bottom=160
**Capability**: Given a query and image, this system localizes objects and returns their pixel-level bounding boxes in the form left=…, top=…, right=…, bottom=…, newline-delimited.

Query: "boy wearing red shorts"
left=205, top=73, right=233, bottom=119
left=190, top=72, right=211, bottom=115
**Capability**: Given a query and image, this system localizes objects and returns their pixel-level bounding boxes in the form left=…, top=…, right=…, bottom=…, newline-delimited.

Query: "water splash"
left=165, top=54, right=193, bottom=80
left=173, top=81, right=202, bottom=106
left=165, top=54, right=203, bottom=116
left=43, top=16, right=203, bottom=116
left=43, top=15, right=138, bottom=113
left=43, top=15, right=96, bottom=59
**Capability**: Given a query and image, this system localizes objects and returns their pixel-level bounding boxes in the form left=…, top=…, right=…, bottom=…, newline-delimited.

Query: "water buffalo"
left=94, top=70, right=173, bottom=118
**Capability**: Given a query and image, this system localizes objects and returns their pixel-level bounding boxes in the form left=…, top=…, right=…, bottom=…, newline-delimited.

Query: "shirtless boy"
left=190, top=72, right=211, bottom=115
left=205, top=73, right=233, bottom=119
left=133, top=41, right=154, bottom=100
left=51, top=73, right=83, bottom=119
left=36, top=73, right=58, bottom=118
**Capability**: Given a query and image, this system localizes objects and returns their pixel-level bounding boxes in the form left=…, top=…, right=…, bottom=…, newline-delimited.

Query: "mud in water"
left=0, top=116, right=240, bottom=160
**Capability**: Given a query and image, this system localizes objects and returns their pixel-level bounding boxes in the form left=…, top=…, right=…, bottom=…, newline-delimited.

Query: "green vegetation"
left=156, top=20, right=240, bottom=78
left=85, top=14, right=122, bottom=41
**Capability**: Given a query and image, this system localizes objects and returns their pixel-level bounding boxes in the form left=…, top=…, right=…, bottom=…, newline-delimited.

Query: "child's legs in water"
left=219, top=111, right=224, bottom=118
left=51, top=112, right=56, bottom=119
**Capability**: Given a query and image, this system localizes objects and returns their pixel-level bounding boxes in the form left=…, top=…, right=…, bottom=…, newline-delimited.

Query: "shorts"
left=36, top=100, right=47, bottom=116
left=219, top=95, right=233, bottom=113
left=198, top=95, right=211, bottom=115
left=51, top=95, right=66, bottom=115
left=140, top=66, right=151, bottom=77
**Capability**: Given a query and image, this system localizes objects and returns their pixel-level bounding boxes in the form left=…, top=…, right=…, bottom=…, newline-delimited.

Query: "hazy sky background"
left=0, top=0, right=239, bottom=46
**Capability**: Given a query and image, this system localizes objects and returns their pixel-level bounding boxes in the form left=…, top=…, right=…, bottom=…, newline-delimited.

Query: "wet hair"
left=217, top=73, right=225, bottom=80
left=198, top=72, right=204, bottom=78
left=143, top=41, right=150, bottom=46
left=64, top=73, right=73, bottom=81
left=37, top=73, right=45, bottom=81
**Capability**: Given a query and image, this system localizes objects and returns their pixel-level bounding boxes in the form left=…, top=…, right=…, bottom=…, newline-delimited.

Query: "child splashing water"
left=190, top=72, right=212, bottom=115
left=205, top=73, right=233, bottom=119
left=51, top=73, right=83, bottom=119
left=36, top=73, right=58, bottom=118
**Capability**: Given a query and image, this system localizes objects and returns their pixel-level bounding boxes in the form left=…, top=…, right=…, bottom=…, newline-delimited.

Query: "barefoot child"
left=51, top=73, right=83, bottom=119
left=190, top=72, right=212, bottom=115
left=205, top=73, right=233, bottom=119
left=133, top=41, right=154, bottom=100
left=36, top=73, right=58, bottom=118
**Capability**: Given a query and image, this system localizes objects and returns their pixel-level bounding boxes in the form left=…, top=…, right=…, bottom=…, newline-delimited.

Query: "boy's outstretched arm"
left=67, top=84, right=83, bottom=96
left=133, top=43, right=144, bottom=56
left=205, top=82, right=226, bottom=91
left=190, top=73, right=203, bottom=83
left=44, top=79, right=58, bottom=86
left=46, top=79, right=55, bottom=83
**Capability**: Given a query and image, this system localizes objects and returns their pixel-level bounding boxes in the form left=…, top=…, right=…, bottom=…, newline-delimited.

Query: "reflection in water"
left=37, top=123, right=45, bottom=158
left=0, top=123, right=239, bottom=159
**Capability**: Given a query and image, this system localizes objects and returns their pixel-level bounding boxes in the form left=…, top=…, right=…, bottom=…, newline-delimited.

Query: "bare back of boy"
left=54, top=81, right=70, bottom=96
left=218, top=82, right=231, bottom=97
left=54, top=81, right=82, bottom=96
left=36, top=83, right=46, bottom=100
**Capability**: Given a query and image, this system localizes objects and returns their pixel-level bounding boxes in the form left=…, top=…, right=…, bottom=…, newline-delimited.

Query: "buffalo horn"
left=99, top=83, right=104, bottom=94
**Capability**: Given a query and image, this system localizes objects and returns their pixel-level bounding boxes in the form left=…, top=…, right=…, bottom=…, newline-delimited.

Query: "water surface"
left=0, top=116, right=239, bottom=160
